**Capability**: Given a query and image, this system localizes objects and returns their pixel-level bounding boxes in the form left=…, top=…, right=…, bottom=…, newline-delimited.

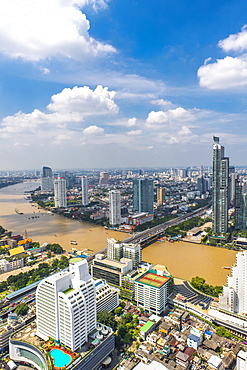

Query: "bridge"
left=122, top=203, right=211, bottom=248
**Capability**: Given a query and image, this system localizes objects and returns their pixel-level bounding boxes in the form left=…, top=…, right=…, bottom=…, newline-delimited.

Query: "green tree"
left=97, top=311, right=116, bottom=330
left=15, top=303, right=29, bottom=316
left=216, top=326, right=232, bottom=339
left=114, top=307, right=123, bottom=316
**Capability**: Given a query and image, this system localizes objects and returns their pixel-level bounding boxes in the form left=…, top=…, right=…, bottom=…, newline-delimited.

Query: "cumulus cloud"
left=198, top=55, right=247, bottom=89
left=146, top=107, right=195, bottom=128
left=219, top=25, right=247, bottom=52
left=82, top=125, right=104, bottom=135
left=0, top=85, right=118, bottom=136
left=150, top=99, right=173, bottom=107
left=127, top=129, right=142, bottom=136
left=126, top=118, right=137, bottom=127
left=198, top=26, right=247, bottom=89
left=0, top=0, right=115, bottom=62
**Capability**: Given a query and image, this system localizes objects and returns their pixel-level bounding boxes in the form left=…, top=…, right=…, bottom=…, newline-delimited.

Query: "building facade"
left=95, top=279, right=119, bottom=313
left=41, top=166, right=53, bottom=192
left=157, top=187, right=165, bottom=205
left=122, top=242, right=142, bottom=269
left=81, top=176, right=88, bottom=206
left=133, top=178, right=154, bottom=214
left=219, top=251, right=247, bottom=315
left=212, top=136, right=229, bottom=233
left=36, top=259, right=96, bottom=351
left=109, top=190, right=121, bottom=225
left=54, top=177, right=67, bottom=208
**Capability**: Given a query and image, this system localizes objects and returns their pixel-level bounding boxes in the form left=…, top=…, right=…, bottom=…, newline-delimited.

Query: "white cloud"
left=150, top=99, right=173, bottom=107
left=198, top=55, right=247, bottom=89
left=47, top=85, right=119, bottom=115
left=54, top=134, right=71, bottom=145
left=0, top=0, right=115, bottom=62
left=0, top=85, right=118, bottom=136
left=146, top=107, right=195, bottom=128
left=126, top=118, right=137, bottom=127
left=127, top=129, right=142, bottom=136
left=219, top=25, right=247, bottom=52
left=82, top=125, right=104, bottom=135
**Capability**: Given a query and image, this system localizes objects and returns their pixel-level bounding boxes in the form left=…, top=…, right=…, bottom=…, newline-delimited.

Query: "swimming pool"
left=50, top=348, right=72, bottom=367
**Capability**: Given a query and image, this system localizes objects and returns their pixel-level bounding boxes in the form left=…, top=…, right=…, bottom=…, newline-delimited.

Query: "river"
left=0, top=182, right=236, bottom=285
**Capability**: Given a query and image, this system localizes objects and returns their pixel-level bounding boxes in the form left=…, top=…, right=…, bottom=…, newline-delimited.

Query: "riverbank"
left=0, top=182, right=237, bottom=286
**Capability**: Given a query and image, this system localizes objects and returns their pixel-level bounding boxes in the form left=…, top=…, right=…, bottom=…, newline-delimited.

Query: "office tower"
left=54, top=177, right=67, bottom=208
left=41, top=166, right=53, bottom=192
left=109, top=190, right=121, bottom=225
left=235, top=177, right=244, bottom=230
left=219, top=251, right=247, bottom=315
left=229, top=173, right=238, bottom=206
left=122, top=243, right=142, bottom=269
left=178, top=169, right=187, bottom=178
left=99, top=172, right=109, bottom=186
left=157, top=187, right=165, bottom=205
left=81, top=176, right=88, bottom=206
left=212, top=136, right=229, bottom=233
left=139, top=169, right=144, bottom=176
left=133, top=178, right=154, bottom=214
left=107, top=238, right=123, bottom=261
left=36, top=259, right=96, bottom=351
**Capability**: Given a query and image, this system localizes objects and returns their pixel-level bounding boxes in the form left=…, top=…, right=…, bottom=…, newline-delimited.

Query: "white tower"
left=36, top=259, right=96, bottom=351
left=81, top=176, right=88, bottom=206
left=109, top=190, right=121, bottom=226
left=219, top=251, right=247, bottom=315
left=54, top=177, right=67, bottom=208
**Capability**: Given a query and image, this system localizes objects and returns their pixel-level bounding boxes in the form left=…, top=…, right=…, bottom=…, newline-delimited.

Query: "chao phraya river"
left=0, top=182, right=237, bottom=285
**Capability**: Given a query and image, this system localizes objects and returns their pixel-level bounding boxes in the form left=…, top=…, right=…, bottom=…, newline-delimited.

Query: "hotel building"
left=54, top=177, right=67, bottom=208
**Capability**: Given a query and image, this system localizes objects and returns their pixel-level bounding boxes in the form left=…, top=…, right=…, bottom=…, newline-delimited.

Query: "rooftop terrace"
left=138, top=272, right=170, bottom=288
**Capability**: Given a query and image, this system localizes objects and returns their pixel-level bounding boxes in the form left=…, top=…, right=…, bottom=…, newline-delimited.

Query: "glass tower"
left=133, top=178, right=154, bottom=214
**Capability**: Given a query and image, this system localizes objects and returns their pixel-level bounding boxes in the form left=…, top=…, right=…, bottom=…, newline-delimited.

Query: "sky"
left=1, top=0, right=247, bottom=170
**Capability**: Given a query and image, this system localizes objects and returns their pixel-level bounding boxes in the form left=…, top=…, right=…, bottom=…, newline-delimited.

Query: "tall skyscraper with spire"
left=212, top=136, right=229, bottom=233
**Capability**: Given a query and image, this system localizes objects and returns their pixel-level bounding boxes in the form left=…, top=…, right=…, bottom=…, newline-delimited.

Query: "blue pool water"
left=50, top=349, right=72, bottom=367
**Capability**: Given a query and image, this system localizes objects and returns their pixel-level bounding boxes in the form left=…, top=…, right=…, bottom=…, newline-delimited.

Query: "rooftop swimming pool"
left=50, top=348, right=72, bottom=368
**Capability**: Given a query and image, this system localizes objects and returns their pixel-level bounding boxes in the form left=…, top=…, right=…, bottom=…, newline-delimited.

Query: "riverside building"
left=133, top=178, right=154, bottom=214
left=81, top=176, right=88, bottom=206
left=109, top=190, right=121, bottom=226
left=41, top=166, right=53, bottom=192
left=54, top=177, right=67, bottom=208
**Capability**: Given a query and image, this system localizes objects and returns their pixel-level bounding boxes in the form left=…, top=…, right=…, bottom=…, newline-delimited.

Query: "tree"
left=97, top=311, right=116, bottom=330
left=114, top=307, right=123, bottom=316
left=15, top=303, right=29, bottom=316
left=216, top=326, right=232, bottom=339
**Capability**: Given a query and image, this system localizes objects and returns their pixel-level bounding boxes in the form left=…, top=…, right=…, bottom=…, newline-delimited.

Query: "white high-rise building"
left=109, top=190, right=121, bottom=226
left=122, top=243, right=142, bottom=269
left=81, top=176, right=88, bottom=206
left=107, top=238, right=123, bottom=261
left=219, top=251, right=247, bottom=315
left=237, top=351, right=247, bottom=370
left=54, top=177, right=67, bottom=208
left=36, top=259, right=96, bottom=351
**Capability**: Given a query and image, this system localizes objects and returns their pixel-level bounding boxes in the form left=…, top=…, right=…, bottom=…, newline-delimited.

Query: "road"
left=122, top=203, right=211, bottom=245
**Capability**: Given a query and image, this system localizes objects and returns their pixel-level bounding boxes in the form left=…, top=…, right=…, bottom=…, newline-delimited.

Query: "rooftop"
left=137, top=272, right=170, bottom=288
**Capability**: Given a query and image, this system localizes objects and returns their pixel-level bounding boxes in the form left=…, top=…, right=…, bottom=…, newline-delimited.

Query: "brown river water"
left=0, top=182, right=236, bottom=285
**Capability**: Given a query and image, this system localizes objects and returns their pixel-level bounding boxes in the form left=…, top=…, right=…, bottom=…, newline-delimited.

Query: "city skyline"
left=1, top=1, right=247, bottom=169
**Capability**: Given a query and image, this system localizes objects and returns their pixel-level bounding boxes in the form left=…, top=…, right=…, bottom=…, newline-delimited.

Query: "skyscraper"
left=235, top=176, right=244, bottom=230
left=133, top=178, right=154, bottom=214
left=212, top=136, right=229, bottom=233
left=41, top=166, right=53, bottom=192
left=54, top=177, right=67, bottom=208
left=109, top=190, right=121, bottom=225
left=81, top=176, right=88, bottom=206
left=157, top=187, right=165, bottom=205
left=36, top=259, right=96, bottom=351
left=219, top=251, right=247, bottom=315
left=99, top=172, right=109, bottom=186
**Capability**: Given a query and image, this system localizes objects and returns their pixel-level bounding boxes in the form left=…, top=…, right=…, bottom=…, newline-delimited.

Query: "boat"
left=222, top=266, right=231, bottom=270
left=14, top=208, right=23, bottom=215
left=71, top=241, right=77, bottom=245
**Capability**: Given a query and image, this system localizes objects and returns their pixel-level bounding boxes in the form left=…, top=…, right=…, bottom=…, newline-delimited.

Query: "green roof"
left=141, top=321, right=154, bottom=333
left=63, top=287, right=74, bottom=294
left=69, top=257, right=83, bottom=263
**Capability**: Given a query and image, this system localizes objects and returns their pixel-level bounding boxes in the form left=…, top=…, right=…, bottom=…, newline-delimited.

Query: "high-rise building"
left=107, top=238, right=123, bottom=261
left=54, top=177, right=67, bottom=208
left=99, top=172, right=109, bottom=186
left=157, top=187, right=165, bottom=205
left=212, top=136, right=229, bottom=233
left=122, top=243, right=142, bottom=269
left=219, top=251, right=247, bottom=315
left=133, top=178, right=154, bottom=214
left=94, top=279, right=119, bottom=313
left=235, top=177, right=244, bottom=230
left=81, top=176, right=88, bottom=206
left=36, top=259, right=96, bottom=351
left=41, top=166, right=53, bottom=192
left=109, top=190, right=121, bottom=225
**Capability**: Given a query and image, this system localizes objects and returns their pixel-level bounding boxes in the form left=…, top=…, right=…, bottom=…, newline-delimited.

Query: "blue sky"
left=1, top=0, right=247, bottom=170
